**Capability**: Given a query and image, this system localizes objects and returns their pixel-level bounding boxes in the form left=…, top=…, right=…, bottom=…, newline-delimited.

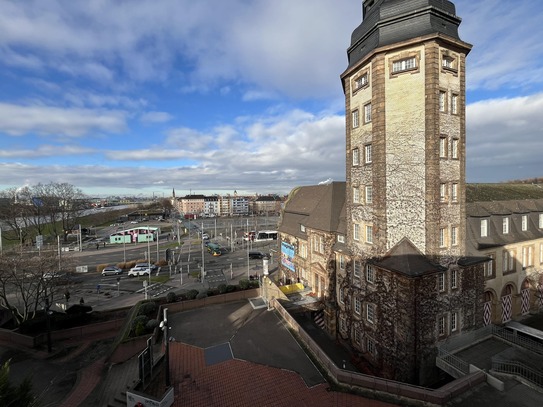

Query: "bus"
left=206, top=242, right=222, bottom=256
left=255, top=230, right=278, bottom=242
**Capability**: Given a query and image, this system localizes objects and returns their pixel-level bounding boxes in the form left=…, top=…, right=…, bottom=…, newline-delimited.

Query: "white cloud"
left=457, top=0, right=543, bottom=93
left=140, top=111, right=173, bottom=124
left=467, top=92, right=543, bottom=181
left=0, top=144, right=95, bottom=158
left=0, top=103, right=127, bottom=137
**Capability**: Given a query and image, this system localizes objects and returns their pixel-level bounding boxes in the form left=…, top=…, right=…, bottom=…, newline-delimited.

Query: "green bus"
left=206, top=242, right=222, bottom=256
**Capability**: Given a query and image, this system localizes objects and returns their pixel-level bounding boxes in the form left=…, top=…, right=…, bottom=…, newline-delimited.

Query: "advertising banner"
left=281, top=241, right=295, bottom=272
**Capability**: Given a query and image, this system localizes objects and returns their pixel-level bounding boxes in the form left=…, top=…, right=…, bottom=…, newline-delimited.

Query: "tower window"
left=451, top=138, right=459, bottom=159
left=451, top=226, right=458, bottom=246
left=353, top=223, right=360, bottom=241
left=441, top=53, right=458, bottom=72
left=354, top=297, right=361, bottom=315
left=354, top=72, right=369, bottom=90
left=439, top=227, right=447, bottom=247
left=438, top=272, right=445, bottom=292
left=364, top=103, right=372, bottom=123
left=440, top=183, right=447, bottom=202
left=365, top=225, right=373, bottom=244
left=451, top=312, right=458, bottom=332
left=365, top=185, right=373, bottom=204
left=451, top=183, right=458, bottom=202
left=451, top=94, right=458, bottom=115
left=392, top=57, right=416, bottom=73
left=352, top=109, right=359, bottom=128
left=364, top=144, right=372, bottom=164
left=353, top=186, right=360, bottom=204
left=366, top=264, right=375, bottom=283
left=439, top=91, right=447, bottom=112
left=352, top=148, right=360, bottom=166
left=439, top=136, right=447, bottom=158
left=366, top=303, right=375, bottom=324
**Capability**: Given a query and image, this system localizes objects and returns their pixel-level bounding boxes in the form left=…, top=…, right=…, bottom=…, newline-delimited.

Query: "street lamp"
left=147, top=227, right=151, bottom=285
left=160, top=308, right=171, bottom=387
left=44, top=297, right=52, bottom=352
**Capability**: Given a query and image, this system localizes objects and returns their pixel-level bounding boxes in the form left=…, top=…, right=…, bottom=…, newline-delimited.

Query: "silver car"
left=102, top=266, right=123, bottom=276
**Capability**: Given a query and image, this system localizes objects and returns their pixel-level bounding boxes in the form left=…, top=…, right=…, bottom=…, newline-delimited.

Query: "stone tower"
left=336, top=0, right=482, bottom=386
left=342, top=0, right=471, bottom=261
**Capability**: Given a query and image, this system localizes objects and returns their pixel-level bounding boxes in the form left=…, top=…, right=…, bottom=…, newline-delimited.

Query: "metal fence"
left=437, top=347, right=469, bottom=375
left=492, top=359, right=543, bottom=388
left=492, top=325, right=543, bottom=355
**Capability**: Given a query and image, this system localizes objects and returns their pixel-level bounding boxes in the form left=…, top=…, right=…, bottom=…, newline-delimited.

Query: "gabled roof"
left=279, top=182, right=346, bottom=238
left=375, top=237, right=445, bottom=277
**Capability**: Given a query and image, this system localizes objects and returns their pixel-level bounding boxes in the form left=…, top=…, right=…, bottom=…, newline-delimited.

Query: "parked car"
left=101, top=265, right=122, bottom=276
left=128, top=266, right=151, bottom=277
left=202, top=233, right=209, bottom=240
left=135, top=263, right=159, bottom=272
left=249, top=251, right=270, bottom=260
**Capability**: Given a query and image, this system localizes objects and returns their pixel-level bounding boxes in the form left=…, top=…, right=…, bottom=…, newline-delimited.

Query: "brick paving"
left=59, top=356, right=106, bottom=407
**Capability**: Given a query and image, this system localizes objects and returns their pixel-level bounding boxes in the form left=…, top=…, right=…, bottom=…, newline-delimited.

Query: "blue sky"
left=1, top=0, right=542, bottom=198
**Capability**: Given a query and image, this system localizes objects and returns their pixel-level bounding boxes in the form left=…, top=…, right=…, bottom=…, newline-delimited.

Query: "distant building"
left=251, top=195, right=282, bottom=215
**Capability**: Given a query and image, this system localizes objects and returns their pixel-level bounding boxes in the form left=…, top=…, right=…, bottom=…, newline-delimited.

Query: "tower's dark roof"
left=347, top=0, right=463, bottom=68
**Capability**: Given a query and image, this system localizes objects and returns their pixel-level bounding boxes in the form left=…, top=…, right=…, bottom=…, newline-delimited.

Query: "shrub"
left=97, top=263, right=109, bottom=273
left=217, top=284, right=227, bottom=294
left=146, top=319, right=159, bottom=330
left=166, top=291, right=178, bottom=303
left=185, top=289, right=199, bottom=300
left=239, top=279, right=250, bottom=290
left=134, top=321, right=146, bottom=337
left=157, top=259, right=168, bottom=266
left=138, top=301, right=157, bottom=317
left=196, top=291, right=208, bottom=300
left=226, top=285, right=237, bottom=293
left=249, top=280, right=259, bottom=288
left=132, top=315, right=149, bottom=336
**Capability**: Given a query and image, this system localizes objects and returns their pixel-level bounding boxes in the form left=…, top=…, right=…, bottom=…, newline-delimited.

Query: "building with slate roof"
left=465, top=185, right=543, bottom=325
left=278, top=0, right=490, bottom=386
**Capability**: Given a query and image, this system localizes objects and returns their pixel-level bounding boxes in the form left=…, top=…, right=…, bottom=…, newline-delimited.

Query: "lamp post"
left=147, top=227, right=151, bottom=285
left=160, top=308, right=171, bottom=387
left=122, top=230, right=127, bottom=263
left=44, top=297, right=52, bottom=353
left=201, top=222, right=205, bottom=282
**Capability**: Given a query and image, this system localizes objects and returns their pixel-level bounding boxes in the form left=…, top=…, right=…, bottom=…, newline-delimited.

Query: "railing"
left=492, top=359, right=543, bottom=388
left=439, top=325, right=493, bottom=353
left=492, top=325, right=543, bottom=355
left=437, top=347, right=469, bottom=375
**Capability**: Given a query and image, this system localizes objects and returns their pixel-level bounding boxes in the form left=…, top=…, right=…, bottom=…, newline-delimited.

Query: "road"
left=53, top=216, right=280, bottom=306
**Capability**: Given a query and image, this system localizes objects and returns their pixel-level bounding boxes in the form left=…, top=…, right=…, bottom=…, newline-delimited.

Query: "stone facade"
left=338, top=0, right=483, bottom=386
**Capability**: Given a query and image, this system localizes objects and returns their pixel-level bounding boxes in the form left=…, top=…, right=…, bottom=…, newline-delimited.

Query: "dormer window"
left=337, top=235, right=345, bottom=243
left=300, top=224, right=306, bottom=233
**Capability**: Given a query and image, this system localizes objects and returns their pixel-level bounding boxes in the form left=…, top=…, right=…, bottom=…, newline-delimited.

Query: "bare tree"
left=0, top=250, right=71, bottom=326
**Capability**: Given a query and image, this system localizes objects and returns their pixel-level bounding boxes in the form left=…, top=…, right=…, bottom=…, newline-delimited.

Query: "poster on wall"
left=281, top=241, right=295, bottom=272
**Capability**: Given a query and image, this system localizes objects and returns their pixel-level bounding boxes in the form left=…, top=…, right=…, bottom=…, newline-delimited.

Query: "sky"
left=1, top=0, right=543, bottom=198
